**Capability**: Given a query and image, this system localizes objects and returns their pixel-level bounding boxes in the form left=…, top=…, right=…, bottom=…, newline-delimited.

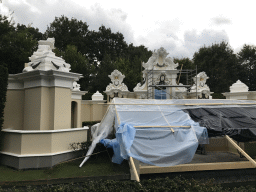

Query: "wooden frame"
left=138, top=135, right=256, bottom=177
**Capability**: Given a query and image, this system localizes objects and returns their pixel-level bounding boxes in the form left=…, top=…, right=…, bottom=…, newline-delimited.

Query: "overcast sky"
left=1, top=0, right=256, bottom=58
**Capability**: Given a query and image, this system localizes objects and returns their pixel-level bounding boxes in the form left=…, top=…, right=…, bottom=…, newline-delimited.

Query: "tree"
left=60, top=45, right=92, bottom=91
left=45, top=15, right=89, bottom=53
left=17, top=24, right=43, bottom=41
left=86, top=25, right=128, bottom=66
left=0, top=15, right=38, bottom=74
left=174, top=57, right=195, bottom=85
left=91, top=53, right=115, bottom=93
left=237, top=44, right=256, bottom=90
left=193, top=42, right=239, bottom=93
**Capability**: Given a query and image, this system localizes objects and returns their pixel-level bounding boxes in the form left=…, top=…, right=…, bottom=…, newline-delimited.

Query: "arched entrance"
left=71, top=101, right=78, bottom=128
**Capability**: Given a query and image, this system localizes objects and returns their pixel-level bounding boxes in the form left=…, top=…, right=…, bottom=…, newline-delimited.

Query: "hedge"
left=0, top=64, right=8, bottom=150
left=0, top=176, right=255, bottom=191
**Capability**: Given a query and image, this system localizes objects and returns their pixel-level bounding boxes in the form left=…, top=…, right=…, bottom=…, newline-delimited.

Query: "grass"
left=0, top=150, right=130, bottom=182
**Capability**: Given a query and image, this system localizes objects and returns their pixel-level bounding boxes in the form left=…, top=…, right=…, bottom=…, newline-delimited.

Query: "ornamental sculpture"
left=105, top=70, right=129, bottom=99
left=190, top=72, right=211, bottom=98
left=23, top=38, right=71, bottom=72
left=142, top=47, right=179, bottom=70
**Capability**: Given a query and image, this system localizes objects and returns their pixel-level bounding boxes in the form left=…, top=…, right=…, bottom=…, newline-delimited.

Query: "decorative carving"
left=133, top=82, right=147, bottom=91
left=106, top=83, right=128, bottom=92
left=142, top=47, right=179, bottom=70
left=108, top=70, right=125, bottom=86
left=190, top=72, right=211, bottom=98
left=23, top=38, right=71, bottom=72
left=73, top=81, right=81, bottom=91
left=104, top=70, right=129, bottom=99
left=155, top=73, right=171, bottom=85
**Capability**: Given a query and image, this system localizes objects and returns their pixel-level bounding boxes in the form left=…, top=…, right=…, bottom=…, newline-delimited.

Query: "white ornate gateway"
left=105, top=70, right=129, bottom=101
left=23, top=38, right=71, bottom=72
left=106, top=47, right=213, bottom=100
left=134, top=47, right=180, bottom=99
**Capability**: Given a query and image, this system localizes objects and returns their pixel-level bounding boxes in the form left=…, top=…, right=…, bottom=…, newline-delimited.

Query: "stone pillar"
left=8, top=70, right=83, bottom=130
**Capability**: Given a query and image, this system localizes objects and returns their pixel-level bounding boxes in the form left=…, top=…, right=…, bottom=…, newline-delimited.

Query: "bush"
left=0, top=64, right=8, bottom=150
left=212, top=93, right=226, bottom=99
left=82, top=121, right=100, bottom=127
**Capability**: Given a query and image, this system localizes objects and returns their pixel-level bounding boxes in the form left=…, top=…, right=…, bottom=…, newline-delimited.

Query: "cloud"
left=134, top=23, right=230, bottom=59
left=211, top=16, right=232, bottom=25
left=183, top=29, right=230, bottom=58
left=2, top=0, right=134, bottom=43
left=134, top=18, right=190, bottom=58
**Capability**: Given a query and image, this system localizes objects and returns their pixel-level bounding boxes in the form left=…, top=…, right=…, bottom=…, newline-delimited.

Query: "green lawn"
left=0, top=152, right=130, bottom=182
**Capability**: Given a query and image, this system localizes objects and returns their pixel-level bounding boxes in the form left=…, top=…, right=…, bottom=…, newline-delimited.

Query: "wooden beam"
left=130, top=157, right=140, bottom=182
left=225, top=135, right=256, bottom=167
left=134, top=126, right=190, bottom=128
left=134, top=125, right=190, bottom=133
left=140, top=161, right=255, bottom=174
left=98, top=103, right=256, bottom=106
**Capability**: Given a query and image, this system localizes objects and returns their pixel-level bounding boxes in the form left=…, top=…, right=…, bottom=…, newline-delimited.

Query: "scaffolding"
left=146, top=66, right=198, bottom=99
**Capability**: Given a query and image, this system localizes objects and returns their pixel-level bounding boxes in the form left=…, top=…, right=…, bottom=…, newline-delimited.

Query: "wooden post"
left=130, top=157, right=140, bottom=182
left=225, top=135, right=256, bottom=167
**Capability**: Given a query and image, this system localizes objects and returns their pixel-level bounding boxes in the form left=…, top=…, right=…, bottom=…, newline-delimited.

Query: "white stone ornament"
left=73, top=81, right=81, bottom=91
left=142, top=47, right=179, bottom=70
left=108, top=70, right=125, bottom=86
left=23, top=38, right=71, bottom=72
left=92, top=91, right=104, bottom=100
left=105, top=70, right=129, bottom=98
left=230, top=80, right=248, bottom=93
left=190, top=72, right=211, bottom=98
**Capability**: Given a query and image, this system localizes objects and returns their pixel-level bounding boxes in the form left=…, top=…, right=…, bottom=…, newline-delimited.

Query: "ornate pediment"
left=105, top=70, right=129, bottom=96
left=108, top=70, right=125, bottom=86
left=23, top=38, right=71, bottom=72
left=142, top=47, right=179, bottom=70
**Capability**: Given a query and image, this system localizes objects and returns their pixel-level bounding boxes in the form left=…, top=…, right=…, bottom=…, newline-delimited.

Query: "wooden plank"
left=134, top=126, right=190, bottom=128
left=225, top=135, right=256, bottom=167
left=114, top=103, right=121, bottom=125
left=130, top=157, right=140, bottom=182
left=98, top=103, right=256, bottom=106
left=140, top=161, right=255, bottom=174
left=185, top=103, right=224, bottom=106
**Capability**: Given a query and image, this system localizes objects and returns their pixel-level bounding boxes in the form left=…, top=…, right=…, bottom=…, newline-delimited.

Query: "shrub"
left=0, top=64, right=8, bottom=150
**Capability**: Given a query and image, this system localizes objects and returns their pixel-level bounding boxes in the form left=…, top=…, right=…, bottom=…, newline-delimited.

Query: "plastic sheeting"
left=183, top=107, right=256, bottom=142
left=80, top=98, right=209, bottom=167
left=155, top=89, right=166, bottom=99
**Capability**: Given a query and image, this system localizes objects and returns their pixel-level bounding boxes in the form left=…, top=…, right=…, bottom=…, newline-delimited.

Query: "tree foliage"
left=60, top=45, right=92, bottom=91
left=193, top=42, right=239, bottom=93
left=45, top=15, right=89, bottom=53
left=86, top=26, right=128, bottom=65
left=237, top=44, right=256, bottom=90
left=90, top=44, right=152, bottom=93
left=0, top=15, right=41, bottom=74
left=174, top=57, right=195, bottom=86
